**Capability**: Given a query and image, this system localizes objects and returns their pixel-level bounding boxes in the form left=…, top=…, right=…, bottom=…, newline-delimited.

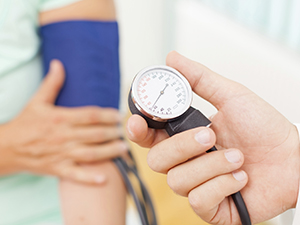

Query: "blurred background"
left=115, top=0, right=300, bottom=225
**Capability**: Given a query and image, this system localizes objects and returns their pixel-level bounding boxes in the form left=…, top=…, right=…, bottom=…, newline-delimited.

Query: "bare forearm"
left=39, top=0, right=116, bottom=25
left=60, top=161, right=126, bottom=225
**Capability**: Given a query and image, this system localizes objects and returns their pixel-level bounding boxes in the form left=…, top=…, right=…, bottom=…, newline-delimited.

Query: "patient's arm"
left=39, top=0, right=126, bottom=224
left=60, top=163, right=126, bottom=224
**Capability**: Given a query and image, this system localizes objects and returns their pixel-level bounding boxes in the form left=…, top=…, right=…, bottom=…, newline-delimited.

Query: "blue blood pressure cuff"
left=40, top=21, right=120, bottom=109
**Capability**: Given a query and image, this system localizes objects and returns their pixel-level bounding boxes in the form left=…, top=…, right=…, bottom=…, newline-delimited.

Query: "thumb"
left=32, top=60, right=65, bottom=104
left=166, top=51, right=249, bottom=109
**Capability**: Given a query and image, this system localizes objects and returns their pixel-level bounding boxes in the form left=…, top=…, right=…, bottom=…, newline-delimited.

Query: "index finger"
left=56, top=106, right=122, bottom=125
left=147, top=127, right=216, bottom=174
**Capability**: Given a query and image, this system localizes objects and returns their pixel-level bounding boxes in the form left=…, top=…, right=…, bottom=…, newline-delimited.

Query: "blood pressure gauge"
left=129, top=66, right=193, bottom=127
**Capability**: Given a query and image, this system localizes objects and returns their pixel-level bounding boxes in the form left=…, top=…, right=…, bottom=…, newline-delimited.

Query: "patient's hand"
left=127, top=51, right=300, bottom=224
left=0, top=60, right=126, bottom=184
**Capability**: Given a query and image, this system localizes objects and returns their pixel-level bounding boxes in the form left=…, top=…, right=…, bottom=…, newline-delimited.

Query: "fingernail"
left=126, top=123, right=134, bottom=138
left=232, top=170, right=247, bottom=181
left=195, top=129, right=211, bottom=145
left=225, top=149, right=242, bottom=163
left=50, top=60, right=59, bottom=72
left=95, top=175, right=106, bottom=184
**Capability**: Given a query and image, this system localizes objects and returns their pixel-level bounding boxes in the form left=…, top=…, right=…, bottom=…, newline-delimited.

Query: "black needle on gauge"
left=151, top=83, right=169, bottom=110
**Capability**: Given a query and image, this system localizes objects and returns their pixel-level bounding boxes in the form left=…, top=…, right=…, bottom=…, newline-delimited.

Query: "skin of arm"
left=126, top=51, right=300, bottom=224
left=39, top=1, right=127, bottom=224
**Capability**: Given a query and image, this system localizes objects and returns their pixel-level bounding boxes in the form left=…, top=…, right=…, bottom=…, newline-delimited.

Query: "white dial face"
left=131, top=66, right=192, bottom=120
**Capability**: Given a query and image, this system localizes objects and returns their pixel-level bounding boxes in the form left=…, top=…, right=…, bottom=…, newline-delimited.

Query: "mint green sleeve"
left=39, top=0, right=82, bottom=12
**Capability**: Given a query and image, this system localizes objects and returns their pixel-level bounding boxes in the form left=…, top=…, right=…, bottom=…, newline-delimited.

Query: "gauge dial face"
left=131, top=66, right=192, bottom=120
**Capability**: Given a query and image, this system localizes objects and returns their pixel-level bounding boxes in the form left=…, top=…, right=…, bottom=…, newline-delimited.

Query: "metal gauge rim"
left=131, top=65, right=193, bottom=121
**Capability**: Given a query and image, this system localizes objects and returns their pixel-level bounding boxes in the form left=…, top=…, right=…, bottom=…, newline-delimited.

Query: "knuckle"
left=93, top=129, right=106, bottom=142
left=84, top=150, right=97, bottom=162
left=112, top=141, right=126, bottom=154
left=147, top=152, right=160, bottom=172
left=188, top=190, right=204, bottom=212
left=30, top=159, right=44, bottom=169
left=45, top=155, right=60, bottom=164
left=210, top=179, right=222, bottom=197
left=87, top=108, right=100, bottom=124
left=19, top=145, right=43, bottom=156
left=173, top=135, right=187, bottom=156
left=29, top=148, right=42, bottom=156
left=51, top=165, right=62, bottom=176
left=71, top=148, right=95, bottom=162
left=167, top=168, right=184, bottom=195
left=15, top=146, right=32, bottom=154
left=72, top=171, right=85, bottom=181
left=68, top=148, right=80, bottom=158
left=51, top=134, right=68, bottom=145
left=51, top=113, right=66, bottom=124
left=58, top=166, right=73, bottom=178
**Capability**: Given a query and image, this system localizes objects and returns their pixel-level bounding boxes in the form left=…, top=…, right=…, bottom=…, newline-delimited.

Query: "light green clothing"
left=0, top=0, right=81, bottom=224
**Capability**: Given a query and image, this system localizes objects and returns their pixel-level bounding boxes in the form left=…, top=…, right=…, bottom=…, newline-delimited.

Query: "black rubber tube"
left=209, top=147, right=251, bottom=225
left=114, top=157, right=158, bottom=225
left=113, top=157, right=149, bottom=225
left=232, top=192, right=252, bottom=225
